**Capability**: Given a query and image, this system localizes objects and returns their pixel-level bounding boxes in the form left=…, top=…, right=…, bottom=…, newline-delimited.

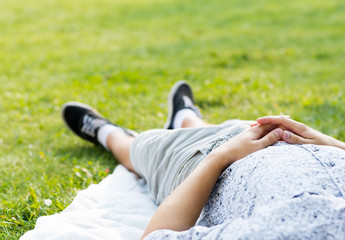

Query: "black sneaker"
left=164, top=81, right=202, bottom=129
left=61, top=101, right=137, bottom=145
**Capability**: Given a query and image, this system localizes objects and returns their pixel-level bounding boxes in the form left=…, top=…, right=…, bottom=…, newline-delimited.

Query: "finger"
left=256, top=115, right=290, bottom=125
left=257, top=128, right=283, bottom=148
left=281, top=130, right=311, bottom=144
left=256, top=116, right=306, bottom=134
left=251, top=123, right=278, bottom=137
left=250, top=122, right=259, bottom=128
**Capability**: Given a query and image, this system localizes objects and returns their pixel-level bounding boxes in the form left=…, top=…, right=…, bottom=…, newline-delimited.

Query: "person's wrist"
left=207, top=144, right=237, bottom=170
left=330, top=137, right=345, bottom=150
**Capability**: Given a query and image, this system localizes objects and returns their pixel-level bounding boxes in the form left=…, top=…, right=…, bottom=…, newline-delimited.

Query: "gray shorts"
left=130, top=120, right=252, bottom=205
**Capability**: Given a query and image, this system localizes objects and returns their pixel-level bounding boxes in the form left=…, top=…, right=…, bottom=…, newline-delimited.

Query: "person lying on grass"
left=62, top=81, right=345, bottom=239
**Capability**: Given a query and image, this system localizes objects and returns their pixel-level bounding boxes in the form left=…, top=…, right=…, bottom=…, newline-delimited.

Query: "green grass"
left=1, top=0, right=345, bottom=238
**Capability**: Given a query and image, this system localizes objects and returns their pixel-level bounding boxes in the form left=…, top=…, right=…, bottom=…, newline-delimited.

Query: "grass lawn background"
left=1, top=0, right=344, bottom=238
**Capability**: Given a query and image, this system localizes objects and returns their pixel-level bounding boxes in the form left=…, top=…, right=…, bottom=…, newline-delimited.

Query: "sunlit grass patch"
left=1, top=0, right=345, bottom=238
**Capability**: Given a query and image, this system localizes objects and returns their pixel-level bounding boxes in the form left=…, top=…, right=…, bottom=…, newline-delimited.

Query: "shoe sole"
left=164, top=80, right=189, bottom=129
left=61, top=101, right=104, bottom=138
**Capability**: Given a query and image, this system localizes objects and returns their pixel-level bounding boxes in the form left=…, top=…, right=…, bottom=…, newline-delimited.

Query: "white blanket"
left=21, top=165, right=157, bottom=240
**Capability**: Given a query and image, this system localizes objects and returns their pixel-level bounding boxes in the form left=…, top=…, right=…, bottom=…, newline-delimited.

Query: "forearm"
left=317, top=132, right=345, bottom=150
left=141, top=151, right=228, bottom=239
left=329, top=136, right=345, bottom=150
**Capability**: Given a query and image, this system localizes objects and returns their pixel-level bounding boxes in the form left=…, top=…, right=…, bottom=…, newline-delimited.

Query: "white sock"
left=97, top=124, right=122, bottom=151
left=173, top=108, right=198, bottom=129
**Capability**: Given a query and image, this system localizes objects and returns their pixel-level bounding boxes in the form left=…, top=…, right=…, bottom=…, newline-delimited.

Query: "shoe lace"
left=183, top=96, right=202, bottom=117
left=182, top=96, right=194, bottom=108
left=81, top=115, right=105, bottom=137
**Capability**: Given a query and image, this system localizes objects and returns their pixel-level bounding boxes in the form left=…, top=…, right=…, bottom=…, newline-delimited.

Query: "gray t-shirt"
left=145, top=143, right=345, bottom=239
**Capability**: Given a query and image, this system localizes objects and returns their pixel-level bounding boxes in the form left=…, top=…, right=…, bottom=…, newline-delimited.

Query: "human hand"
left=142, top=124, right=284, bottom=239
left=211, top=124, right=283, bottom=168
left=256, top=116, right=345, bottom=150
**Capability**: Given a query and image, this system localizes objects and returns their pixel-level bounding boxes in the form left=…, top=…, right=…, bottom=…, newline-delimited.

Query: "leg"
left=106, top=130, right=138, bottom=174
left=182, top=115, right=213, bottom=128
left=61, top=101, right=139, bottom=174
left=164, top=81, right=214, bottom=129
left=61, top=81, right=211, bottom=178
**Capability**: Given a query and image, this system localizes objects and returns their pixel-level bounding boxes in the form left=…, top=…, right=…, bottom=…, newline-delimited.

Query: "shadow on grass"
left=54, top=144, right=116, bottom=166
left=196, top=97, right=224, bottom=109
left=306, top=102, right=344, bottom=117
left=297, top=100, right=345, bottom=140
